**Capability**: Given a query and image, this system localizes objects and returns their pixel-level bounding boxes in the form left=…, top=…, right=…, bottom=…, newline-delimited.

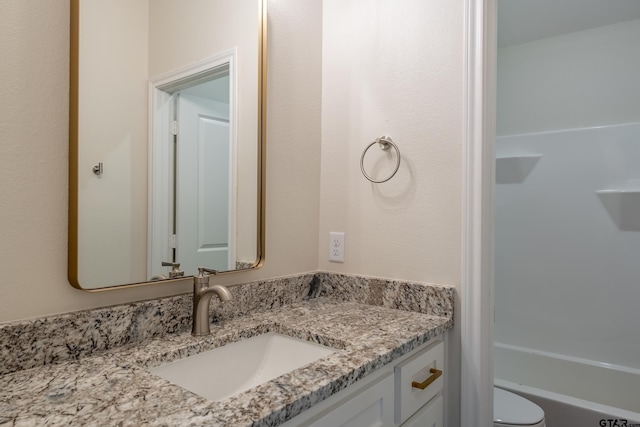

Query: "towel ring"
left=360, top=135, right=401, bottom=183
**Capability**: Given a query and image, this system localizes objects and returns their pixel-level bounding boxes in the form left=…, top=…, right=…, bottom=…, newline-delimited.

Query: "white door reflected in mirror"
left=149, top=64, right=236, bottom=279
left=177, top=88, right=232, bottom=273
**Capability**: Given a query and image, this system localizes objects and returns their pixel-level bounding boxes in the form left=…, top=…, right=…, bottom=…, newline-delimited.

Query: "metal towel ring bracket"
left=360, top=135, right=401, bottom=183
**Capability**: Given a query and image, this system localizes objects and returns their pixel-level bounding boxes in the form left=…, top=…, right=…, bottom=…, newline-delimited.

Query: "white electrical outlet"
left=329, top=232, right=345, bottom=262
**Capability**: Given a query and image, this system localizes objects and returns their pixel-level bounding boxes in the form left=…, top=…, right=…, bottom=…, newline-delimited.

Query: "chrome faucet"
left=192, top=267, right=232, bottom=336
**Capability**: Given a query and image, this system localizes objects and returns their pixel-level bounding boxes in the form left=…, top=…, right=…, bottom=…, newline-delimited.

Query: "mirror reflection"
left=69, top=0, right=265, bottom=290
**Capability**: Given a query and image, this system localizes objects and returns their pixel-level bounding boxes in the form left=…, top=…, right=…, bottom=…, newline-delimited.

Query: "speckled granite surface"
left=0, top=272, right=453, bottom=376
left=0, top=273, right=316, bottom=376
left=0, top=299, right=452, bottom=427
left=0, top=272, right=454, bottom=426
left=312, top=272, right=454, bottom=318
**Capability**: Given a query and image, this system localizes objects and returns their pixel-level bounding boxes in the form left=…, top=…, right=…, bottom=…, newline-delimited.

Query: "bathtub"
left=494, top=343, right=640, bottom=425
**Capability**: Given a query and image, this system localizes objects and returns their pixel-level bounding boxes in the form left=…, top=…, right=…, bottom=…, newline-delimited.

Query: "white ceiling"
left=498, top=0, right=640, bottom=47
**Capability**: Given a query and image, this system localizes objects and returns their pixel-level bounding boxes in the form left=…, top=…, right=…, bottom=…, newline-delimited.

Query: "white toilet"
left=494, top=387, right=546, bottom=427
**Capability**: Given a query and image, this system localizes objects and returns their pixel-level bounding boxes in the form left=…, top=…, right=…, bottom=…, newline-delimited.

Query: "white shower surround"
left=491, top=12, right=640, bottom=426
left=495, top=122, right=640, bottom=371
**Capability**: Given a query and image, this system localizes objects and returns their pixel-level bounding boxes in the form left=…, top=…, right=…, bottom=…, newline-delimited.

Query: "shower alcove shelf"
left=596, top=189, right=640, bottom=231
left=495, top=154, right=542, bottom=183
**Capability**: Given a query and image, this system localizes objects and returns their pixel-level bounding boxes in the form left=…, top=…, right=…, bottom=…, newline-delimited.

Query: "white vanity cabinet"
left=282, top=337, right=445, bottom=427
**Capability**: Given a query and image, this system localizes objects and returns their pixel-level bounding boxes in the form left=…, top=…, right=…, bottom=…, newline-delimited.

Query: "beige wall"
left=320, top=0, right=463, bottom=285
left=0, top=0, right=322, bottom=322
left=1, top=0, right=461, bottom=356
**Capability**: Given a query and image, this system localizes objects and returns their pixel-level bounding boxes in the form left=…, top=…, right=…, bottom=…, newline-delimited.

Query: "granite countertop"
left=0, top=298, right=452, bottom=427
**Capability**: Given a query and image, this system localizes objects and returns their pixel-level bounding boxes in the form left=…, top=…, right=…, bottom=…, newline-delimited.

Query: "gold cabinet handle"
left=411, top=368, right=443, bottom=390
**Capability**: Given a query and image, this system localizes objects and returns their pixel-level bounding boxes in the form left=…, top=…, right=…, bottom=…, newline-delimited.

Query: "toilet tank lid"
left=494, top=388, right=545, bottom=424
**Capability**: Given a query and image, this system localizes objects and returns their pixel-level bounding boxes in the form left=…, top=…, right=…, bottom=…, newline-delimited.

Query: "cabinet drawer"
left=306, top=373, right=394, bottom=427
left=394, top=340, right=444, bottom=425
left=401, top=394, right=444, bottom=427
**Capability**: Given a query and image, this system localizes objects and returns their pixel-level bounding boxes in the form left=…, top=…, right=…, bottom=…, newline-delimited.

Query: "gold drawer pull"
left=411, top=368, right=443, bottom=390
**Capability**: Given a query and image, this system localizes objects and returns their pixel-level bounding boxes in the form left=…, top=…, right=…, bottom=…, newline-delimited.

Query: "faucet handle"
left=162, top=261, right=178, bottom=266
left=194, top=267, right=219, bottom=287
left=162, top=261, right=184, bottom=278
left=197, top=267, right=219, bottom=277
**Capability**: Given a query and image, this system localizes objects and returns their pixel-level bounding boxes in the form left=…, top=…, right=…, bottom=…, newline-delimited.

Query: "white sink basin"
left=148, top=333, right=336, bottom=402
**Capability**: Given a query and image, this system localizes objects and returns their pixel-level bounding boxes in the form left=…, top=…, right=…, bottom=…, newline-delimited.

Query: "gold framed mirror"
left=69, top=0, right=266, bottom=291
